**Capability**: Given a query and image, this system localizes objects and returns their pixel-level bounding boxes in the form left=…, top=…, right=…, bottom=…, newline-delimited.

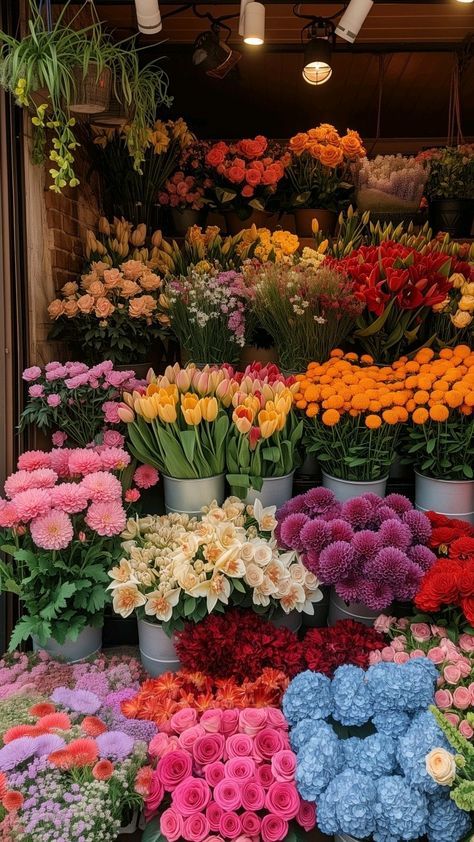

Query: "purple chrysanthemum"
left=318, top=541, right=355, bottom=584
left=394, top=559, right=424, bottom=601
left=407, top=544, right=437, bottom=572
left=383, top=493, right=412, bottom=516
left=96, top=729, right=134, bottom=760
left=363, top=547, right=412, bottom=587
left=336, top=575, right=366, bottom=603
left=352, top=530, right=381, bottom=561
left=341, top=497, right=372, bottom=529
left=361, top=492, right=383, bottom=508
left=303, top=487, right=338, bottom=515
left=279, top=513, right=310, bottom=551
left=373, top=505, right=399, bottom=525
left=356, top=579, right=394, bottom=611
left=379, top=519, right=412, bottom=551
left=0, top=733, right=64, bottom=772
left=402, top=509, right=432, bottom=544
left=328, top=519, right=354, bottom=544
left=51, top=686, right=101, bottom=715
left=277, top=495, right=306, bottom=519
left=301, top=549, right=321, bottom=576
left=300, top=519, right=332, bottom=553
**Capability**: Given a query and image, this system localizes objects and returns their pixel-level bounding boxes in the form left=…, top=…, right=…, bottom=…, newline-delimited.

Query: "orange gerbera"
left=66, top=738, right=98, bottom=767
left=92, top=759, right=114, bottom=781
left=37, top=712, right=71, bottom=731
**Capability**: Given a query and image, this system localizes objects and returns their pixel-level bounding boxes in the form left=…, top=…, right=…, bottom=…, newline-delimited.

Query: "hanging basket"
left=92, top=95, right=131, bottom=129
left=70, top=63, right=112, bottom=114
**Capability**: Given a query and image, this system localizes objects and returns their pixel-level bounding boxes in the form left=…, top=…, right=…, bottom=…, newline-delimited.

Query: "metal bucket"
left=328, top=588, right=380, bottom=628
left=415, top=472, right=474, bottom=525
left=137, top=618, right=180, bottom=677
left=322, top=472, right=388, bottom=503
left=334, top=836, right=363, bottom=842
left=245, top=472, right=295, bottom=510
left=163, top=474, right=225, bottom=518
left=32, top=625, right=102, bottom=663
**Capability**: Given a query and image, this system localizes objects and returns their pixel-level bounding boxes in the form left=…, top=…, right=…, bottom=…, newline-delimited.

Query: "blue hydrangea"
left=289, top=717, right=323, bottom=753
left=367, top=658, right=437, bottom=712
left=372, top=710, right=411, bottom=738
left=282, top=670, right=332, bottom=726
left=331, top=664, right=373, bottom=726
left=427, top=792, right=472, bottom=842
left=343, top=732, right=397, bottom=778
left=398, top=711, right=450, bottom=794
left=295, top=721, right=342, bottom=800
left=317, top=769, right=377, bottom=839
left=373, top=775, right=428, bottom=842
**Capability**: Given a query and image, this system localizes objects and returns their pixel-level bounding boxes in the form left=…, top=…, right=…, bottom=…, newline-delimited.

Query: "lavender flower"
left=51, top=686, right=101, bottom=715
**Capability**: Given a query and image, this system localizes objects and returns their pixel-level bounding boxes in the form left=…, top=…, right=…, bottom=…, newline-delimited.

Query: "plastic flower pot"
left=428, top=198, right=474, bottom=238
left=163, top=474, right=226, bottom=518
left=322, top=472, right=388, bottom=503
left=137, top=618, right=180, bottom=677
left=328, top=589, right=381, bottom=628
left=32, top=625, right=102, bottom=663
left=269, top=609, right=302, bottom=633
left=245, top=471, right=295, bottom=509
left=414, top=472, right=474, bottom=525
left=170, top=208, right=207, bottom=236
left=294, top=208, right=337, bottom=237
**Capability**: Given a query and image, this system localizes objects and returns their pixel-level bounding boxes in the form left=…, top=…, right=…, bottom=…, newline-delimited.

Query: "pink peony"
left=444, top=665, right=462, bottom=685
left=452, top=687, right=471, bottom=710
left=47, top=394, right=61, bottom=408
left=172, top=778, right=211, bottom=816
left=28, top=384, right=44, bottom=398
left=411, top=623, right=431, bottom=643
left=160, top=808, right=184, bottom=842
left=253, top=728, right=286, bottom=761
left=170, top=708, right=198, bottom=734
left=240, top=780, right=266, bottom=811
left=193, top=734, right=225, bottom=766
left=241, top=812, right=261, bottom=836
left=204, top=762, right=226, bottom=788
left=256, top=764, right=275, bottom=789
left=296, top=800, right=316, bottom=831
left=183, top=815, right=211, bottom=842
left=213, top=779, right=242, bottom=811
left=80, top=472, right=123, bottom=503
left=179, top=725, right=206, bottom=752
left=30, top=510, right=74, bottom=551
left=459, top=720, right=474, bottom=739
left=225, top=757, right=256, bottom=783
left=17, top=451, right=51, bottom=471
left=52, top=432, right=68, bottom=447
left=434, top=689, right=453, bottom=709
left=219, top=812, right=242, bottom=840
left=200, top=710, right=223, bottom=734
left=265, top=782, right=300, bottom=820
left=260, top=815, right=288, bottom=842
left=98, top=447, right=131, bottom=471
left=239, top=708, right=268, bottom=736
left=51, top=484, right=89, bottom=514
left=102, top=401, right=122, bottom=425
left=13, top=489, right=51, bottom=522
left=157, top=750, right=193, bottom=791
left=225, top=734, right=253, bottom=759
left=206, top=802, right=223, bottom=832
left=133, top=464, right=160, bottom=489
left=85, top=501, right=126, bottom=537
left=271, top=751, right=296, bottom=783
left=102, top=430, right=125, bottom=449
left=68, top=450, right=103, bottom=476
left=22, top=366, right=42, bottom=382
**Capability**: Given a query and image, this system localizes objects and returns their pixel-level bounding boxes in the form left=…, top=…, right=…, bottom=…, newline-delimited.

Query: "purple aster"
left=373, top=505, right=399, bottom=525
left=303, top=487, right=338, bottom=515
left=300, top=519, right=331, bottom=553
left=356, top=579, right=394, bottom=611
left=352, top=530, right=381, bottom=562
left=104, top=688, right=137, bottom=713
left=74, top=672, right=109, bottom=700
left=0, top=736, right=45, bottom=771
left=383, top=493, right=412, bottom=516
left=279, top=512, right=310, bottom=551
left=51, top=686, right=101, bottom=715
left=96, top=730, right=134, bottom=760
left=402, top=509, right=432, bottom=544
left=32, top=734, right=65, bottom=758
left=341, top=497, right=372, bottom=529
left=318, top=541, right=355, bottom=584
left=328, top=519, right=354, bottom=544
left=407, top=544, right=437, bottom=572
left=379, top=519, right=412, bottom=551
left=106, top=712, right=157, bottom=742
left=336, top=575, right=366, bottom=603
left=363, top=547, right=412, bottom=587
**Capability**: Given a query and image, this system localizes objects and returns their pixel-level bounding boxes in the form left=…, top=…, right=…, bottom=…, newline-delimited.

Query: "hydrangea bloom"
left=317, top=769, right=376, bottom=839
left=373, top=775, right=428, bottom=842
left=397, top=711, right=450, bottom=794
left=282, top=671, right=331, bottom=726
left=372, top=711, right=411, bottom=738
left=427, top=792, right=472, bottom=842
left=295, top=723, right=342, bottom=800
left=343, top=733, right=397, bottom=778
left=289, top=718, right=324, bottom=753
left=330, top=665, right=373, bottom=726
left=367, top=659, right=437, bottom=712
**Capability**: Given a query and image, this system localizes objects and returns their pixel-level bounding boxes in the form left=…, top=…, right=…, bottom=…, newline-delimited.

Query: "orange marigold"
left=412, top=407, right=429, bottom=425
left=429, top=404, right=449, bottom=422
left=322, top=409, right=340, bottom=426
left=365, top=414, right=382, bottom=429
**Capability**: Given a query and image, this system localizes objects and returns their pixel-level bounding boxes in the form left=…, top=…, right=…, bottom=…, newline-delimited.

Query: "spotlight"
left=134, top=0, right=162, bottom=35
left=193, top=28, right=242, bottom=79
left=303, top=38, right=333, bottom=85
left=239, top=0, right=265, bottom=45
left=336, top=0, right=373, bottom=43
left=456, top=0, right=474, bottom=4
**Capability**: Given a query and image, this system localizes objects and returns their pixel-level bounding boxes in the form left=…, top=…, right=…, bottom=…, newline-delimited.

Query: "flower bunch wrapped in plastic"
left=142, top=704, right=316, bottom=842
left=0, top=445, right=136, bottom=648
left=109, top=496, right=322, bottom=634
left=284, top=658, right=472, bottom=842
left=355, top=154, right=427, bottom=212
left=373, top=614, right=474, bottom=740
left=277, top=487, right=435, bottom=611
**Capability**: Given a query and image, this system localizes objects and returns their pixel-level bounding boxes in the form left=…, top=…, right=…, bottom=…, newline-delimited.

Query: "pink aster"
left=51, top=483, right=89, bottom=514
left=68, top=449, right=103, bottom=477
left=30, top=510, right=73, bottom=550
left=12, top=489, right=52, bottom=523
left=17, top=451, right=51, bottom=471
left=49, top=449, right=72, bottom=478
left=80, top=472, right=123, bottom=503
left=85, top=501, right=127, bottom=536
left=133, top=465, right=159, bottom=489
left=99, top=448, right=131, bottom=471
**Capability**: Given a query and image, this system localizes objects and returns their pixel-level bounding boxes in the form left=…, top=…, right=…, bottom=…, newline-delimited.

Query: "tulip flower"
left=176, top=368, right=192, bottom=392
left=117, top=403, right=135, bottom=424
left=232, top=406, right=254, bottom=434
left=258, top=409, right=279, bottom=439
left=200, top=397, right=218, bottom=422
left=157, top=402, right=177, bottom=424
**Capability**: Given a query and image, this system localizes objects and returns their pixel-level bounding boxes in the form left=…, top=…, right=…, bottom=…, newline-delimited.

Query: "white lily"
left=144, top=588, right=181, bottom=622
left=190, top=573, right=231, bottom=613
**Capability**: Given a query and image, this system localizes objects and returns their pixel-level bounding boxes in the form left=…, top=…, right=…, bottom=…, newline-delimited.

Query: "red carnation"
left=303, top=620, right=385, bottom=676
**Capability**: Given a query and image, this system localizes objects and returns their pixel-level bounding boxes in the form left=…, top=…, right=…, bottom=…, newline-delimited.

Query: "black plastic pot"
left=428, top=198, right=474, bottom=238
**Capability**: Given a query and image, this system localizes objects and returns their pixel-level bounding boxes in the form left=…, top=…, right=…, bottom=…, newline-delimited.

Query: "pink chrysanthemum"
left=17, top=451, right=51, bottom=471
left=85, top=501, right=127, bottom=536
left=133, top=465, right=159, bottom=490
left=328, top=519, right=354, bottom=544
left=279, top=513, right=309, bottom=551
left=0, top=502, right=20, bottom=529
left=30, top=509, right=73, bottom=550
left=51, top=483, right=89, bottom=514
left=373, top=505, right=398, bottom=525
left=4, top=471, right=37, bottom=499
left=300, top=519, right=331, bottom=554
left=402, top=510, right=432, bottom=545
left=12, top=488, right=52, bottom=523
left=363, top=547, right=411, bottom=587
left=49, top=449, right=72, bottom=478
left=102, top=430, right=125, bottom=449
left=68, top=449, right=103, bottom=477
left=340, top=497, right=372, bottom=529
left=318, top=541, right=355, bottom=584
left=336, top=574, right=366, bottom=603
left=301, top=549, right=321, bottom=576
left=352, top=579, right=394, bottom=611
left=379, top=519, right=412, bottom=552
left=352, top=530, right=381, bottom=561
left=383, top=493, right=412, bottom=516
left=81, top=472, right=123, bottom=503
left=303, top=487, right=338, bottom=515
left=98, top=447, right=131, bottom=471
left=407, top=544, right=436, bottom=572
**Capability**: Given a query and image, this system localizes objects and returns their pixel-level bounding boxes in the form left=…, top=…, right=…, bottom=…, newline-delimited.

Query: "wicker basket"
left=70, top=63, right=111, bottom=114
left=92, top=94, right=131, bottom=128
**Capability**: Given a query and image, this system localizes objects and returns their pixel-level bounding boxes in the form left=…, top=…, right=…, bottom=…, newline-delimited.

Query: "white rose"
left=240, top=542, right=255, bottom=562
left=426, top=749, right=457, bottom=786
left=289, top=564, right=306, bottom=584
left=244, top=563, right=265, bottom=588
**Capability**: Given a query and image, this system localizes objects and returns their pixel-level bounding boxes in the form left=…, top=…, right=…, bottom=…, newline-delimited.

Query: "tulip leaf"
left=354, top=298, right=395, bottom=338
left=215, top=187, right=236, bottom=204
left=226, top=473, right=250, bottom=488
left=178, top=430, right=196, bottom=465
left=262, top=446, right=281, bottom=462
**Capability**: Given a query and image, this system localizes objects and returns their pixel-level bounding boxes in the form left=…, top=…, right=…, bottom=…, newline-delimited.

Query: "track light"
left=336, top=0, right=373, bottom=44
left=301, top=19, right=334, bottom=86
left=239, top=0, right=265, bottom=45
left=134, top=0, right=162, bottom=35
left=193, top=28, right=242, bottom=79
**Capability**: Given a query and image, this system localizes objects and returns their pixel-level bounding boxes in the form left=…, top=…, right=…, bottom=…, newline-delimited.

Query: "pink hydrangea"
left=85, top=500, right=127, bottom=536
left=50, top=484, right=89, bottom=514
left=80, top=472, right=123, bottom=503
left=17, top=451, right=51, bottom=471
left=68, top=449, right=103, bottom=476
left=12, top=488, right=52, bottom=522
left=99, top=447, right=131, bottom=471
left=133, top=465, right=159, bottom=489
left=30, top=509, right=74, bottom=550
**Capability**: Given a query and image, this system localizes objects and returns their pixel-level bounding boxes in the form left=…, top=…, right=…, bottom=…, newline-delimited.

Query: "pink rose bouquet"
left=0, top=446, right=138, bottom=650
left=144, top=706, right=316, bottom=842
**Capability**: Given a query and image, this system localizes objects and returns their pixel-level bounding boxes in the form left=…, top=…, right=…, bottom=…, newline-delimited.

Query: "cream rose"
left=426, top=748, right=457, bottom=786
left=253, top=543, right=273, bottom=566
left=244, top=563, right=265, bottom=588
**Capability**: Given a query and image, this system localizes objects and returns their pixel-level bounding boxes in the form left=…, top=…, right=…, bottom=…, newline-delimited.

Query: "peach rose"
left=94, top=297, right=115, bottom=319
left=77, top=294, right=95, bottom=314
left=140, top=272, right=162, bottom=292
left=237, top=136, right=268, bottom=160
left=61, top=281, right=78, bottom=297
left=341, top=130, right=365, bottom=159
left=48, top=299, right=65, bottom=319
left=103, top=268, right=123, bottom=289
left=120, top=280, right=141, bottom=298
left=129, top=295, right=157, bottom=319
left=121, top=260, right=145, bottom=281
left=80, top=270, right=99, bottom=290
left=425, top=748, right=456, bottom=786
left=289, top=133, right=309, bottom=156
left=307, top=142, right=323, bottom=160
left=88, top=280, right=106, bottom=298
left=319, top=144, right=344, bottom=168
left=63, top=300, right=79, bottom=318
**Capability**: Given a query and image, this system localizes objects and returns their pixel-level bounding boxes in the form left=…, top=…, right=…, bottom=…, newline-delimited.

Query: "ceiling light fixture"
left=456, top=0, right=474, bottom=4
left=300, top=17, right=335, bottom=86
left=192, top=14, right=242, bottom=79
left=134, top=0, right=162, bottom=35
left=239, top=0, right=265, bottom=45
left=336, top=0, right=374, bottom=43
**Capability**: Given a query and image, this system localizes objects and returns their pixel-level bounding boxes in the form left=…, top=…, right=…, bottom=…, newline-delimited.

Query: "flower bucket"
left=117, top=810, right=139, bottom=835
left=70, top=64, right=111, bottom=114
left=302, top=586, right=330, bottom=628
left=322, top=472, right=388, bottom=503
left=245, top=472, right=294, bottom=510
left=137, top=618, right=180, bottom=677
left=170, top=208, right=207, bottom=236
left=295, top=454, right=320, bottom=479
left=415, top=472, right=474, bottom=525
left=32, top=625, right=102, bottom=663
left=270, top=609, right=302, bottom=633
left=294, top=208, right=337, bottom=237
left=239, top=344, right=278, bottom=369
left=163, top=474, right=225, bottom=518
left=328, top=589, right=380, bottom=628
left=429, top=198, right=474, bottom=238
left=225, top=209, right=280, bottom=235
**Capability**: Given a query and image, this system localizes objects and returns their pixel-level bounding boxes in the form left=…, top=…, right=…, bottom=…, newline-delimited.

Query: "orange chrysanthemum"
left=37, top=712, right=71, bottom=731
left=2, top=791, right=24, bottom=812
left=66, top=738, right=98, bottom=767
left=29, top=702, right=56, bottom=718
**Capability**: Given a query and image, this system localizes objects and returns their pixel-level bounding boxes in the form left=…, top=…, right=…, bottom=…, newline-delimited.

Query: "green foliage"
left=400, top=414, right=474, bottom=480
left=305, top=413, right=398, bottom=482
left=424, top=146, right=474, bottom=201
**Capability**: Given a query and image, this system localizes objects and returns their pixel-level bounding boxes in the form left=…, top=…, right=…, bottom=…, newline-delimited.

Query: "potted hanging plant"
left=285, top=123, right=366, bottom=236
left=418, top=144, right=474, bottom=237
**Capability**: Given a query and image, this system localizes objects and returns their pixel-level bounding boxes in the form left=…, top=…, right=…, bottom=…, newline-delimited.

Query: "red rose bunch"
left=159, top=171, right=205, bottom=210
left=175, top=610, right=305, bottom=682
left=205, top=136, right=288, bottom=209
left=303, top=620, right=386, bottom=676
left=415, top=516, right=474, bottom=624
